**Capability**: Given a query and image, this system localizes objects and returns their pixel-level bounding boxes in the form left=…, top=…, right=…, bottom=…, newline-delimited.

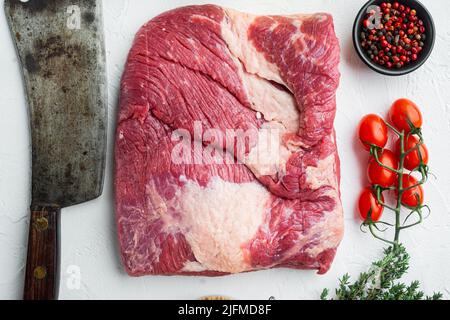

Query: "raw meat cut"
left=115, top=5, right=343, bottom=276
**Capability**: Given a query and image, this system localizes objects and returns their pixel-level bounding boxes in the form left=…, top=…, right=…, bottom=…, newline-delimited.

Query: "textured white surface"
left=1, top=0, right=450, bottom=300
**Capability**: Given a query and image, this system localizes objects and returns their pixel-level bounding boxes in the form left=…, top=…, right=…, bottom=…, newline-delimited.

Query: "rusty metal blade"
left=5, top=0, right=107, bottom=208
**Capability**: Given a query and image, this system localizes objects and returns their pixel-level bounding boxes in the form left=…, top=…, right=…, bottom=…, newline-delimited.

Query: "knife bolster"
left=23, top=204, right=61, bottom=300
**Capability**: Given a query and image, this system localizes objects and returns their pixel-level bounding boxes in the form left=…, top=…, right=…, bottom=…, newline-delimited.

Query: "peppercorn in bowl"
left=353, top=0, right=435, bottom=76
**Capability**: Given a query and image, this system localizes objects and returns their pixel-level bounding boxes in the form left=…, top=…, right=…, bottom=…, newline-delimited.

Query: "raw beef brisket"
left=115, top=5, right=343, bottom=276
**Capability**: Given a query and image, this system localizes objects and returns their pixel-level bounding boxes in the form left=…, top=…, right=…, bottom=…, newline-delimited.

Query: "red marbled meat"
left=115, top=5, right=343, bottom=276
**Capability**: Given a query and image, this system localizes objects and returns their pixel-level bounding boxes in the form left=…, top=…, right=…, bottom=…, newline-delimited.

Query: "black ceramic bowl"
left=353, top=0, right=435, bottom=76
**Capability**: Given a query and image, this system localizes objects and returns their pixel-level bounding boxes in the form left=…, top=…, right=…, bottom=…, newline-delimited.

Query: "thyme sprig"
left=320, top=245, right=442, bottom=300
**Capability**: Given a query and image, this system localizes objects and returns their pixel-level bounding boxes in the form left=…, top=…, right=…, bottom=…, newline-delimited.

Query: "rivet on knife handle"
left=23, top=206, right=60, bottom=300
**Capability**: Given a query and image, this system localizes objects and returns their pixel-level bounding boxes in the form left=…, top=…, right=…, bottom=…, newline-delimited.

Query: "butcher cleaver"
left=4, top=0, right=107, bottom=300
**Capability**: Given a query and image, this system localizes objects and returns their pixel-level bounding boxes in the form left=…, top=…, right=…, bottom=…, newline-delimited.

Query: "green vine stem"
left=363, top=121, right=429, bottom=250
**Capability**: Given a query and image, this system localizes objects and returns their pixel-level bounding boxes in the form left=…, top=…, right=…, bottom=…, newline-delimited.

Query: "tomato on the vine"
left=389, top=98, right=423, bottom=133
left=367, top=149, right=399, bottom=187
left=358, top=187, right=384, bottom=222
left=358, top=114, right=388, bottom=150
left=399, top=174, right=424, bottom=207
left=395, top=135, right=429, bottom=171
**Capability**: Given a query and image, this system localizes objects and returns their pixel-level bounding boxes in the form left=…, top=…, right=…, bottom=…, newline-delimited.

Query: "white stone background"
left=1, top=0, right=450, bottom=300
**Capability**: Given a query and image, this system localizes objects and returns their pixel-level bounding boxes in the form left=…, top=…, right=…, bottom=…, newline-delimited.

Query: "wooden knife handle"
left=23, top=205, right=60, bottom=300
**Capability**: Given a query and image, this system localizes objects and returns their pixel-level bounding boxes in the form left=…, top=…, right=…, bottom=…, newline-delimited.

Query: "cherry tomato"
left=395, top=135, right=429, bottom=170
left=399, top=174, right=424, bottom=207
left=358, top=187, right=384, bottom=221
left=358, top=114, right=388, bottom=150
left=367, top=149, right=399, bottom=187
left=389, top=98, right=423, bottom=133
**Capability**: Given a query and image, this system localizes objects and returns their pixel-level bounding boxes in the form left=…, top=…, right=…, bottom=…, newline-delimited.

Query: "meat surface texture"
left=115, top=5, right=343, bottom=276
